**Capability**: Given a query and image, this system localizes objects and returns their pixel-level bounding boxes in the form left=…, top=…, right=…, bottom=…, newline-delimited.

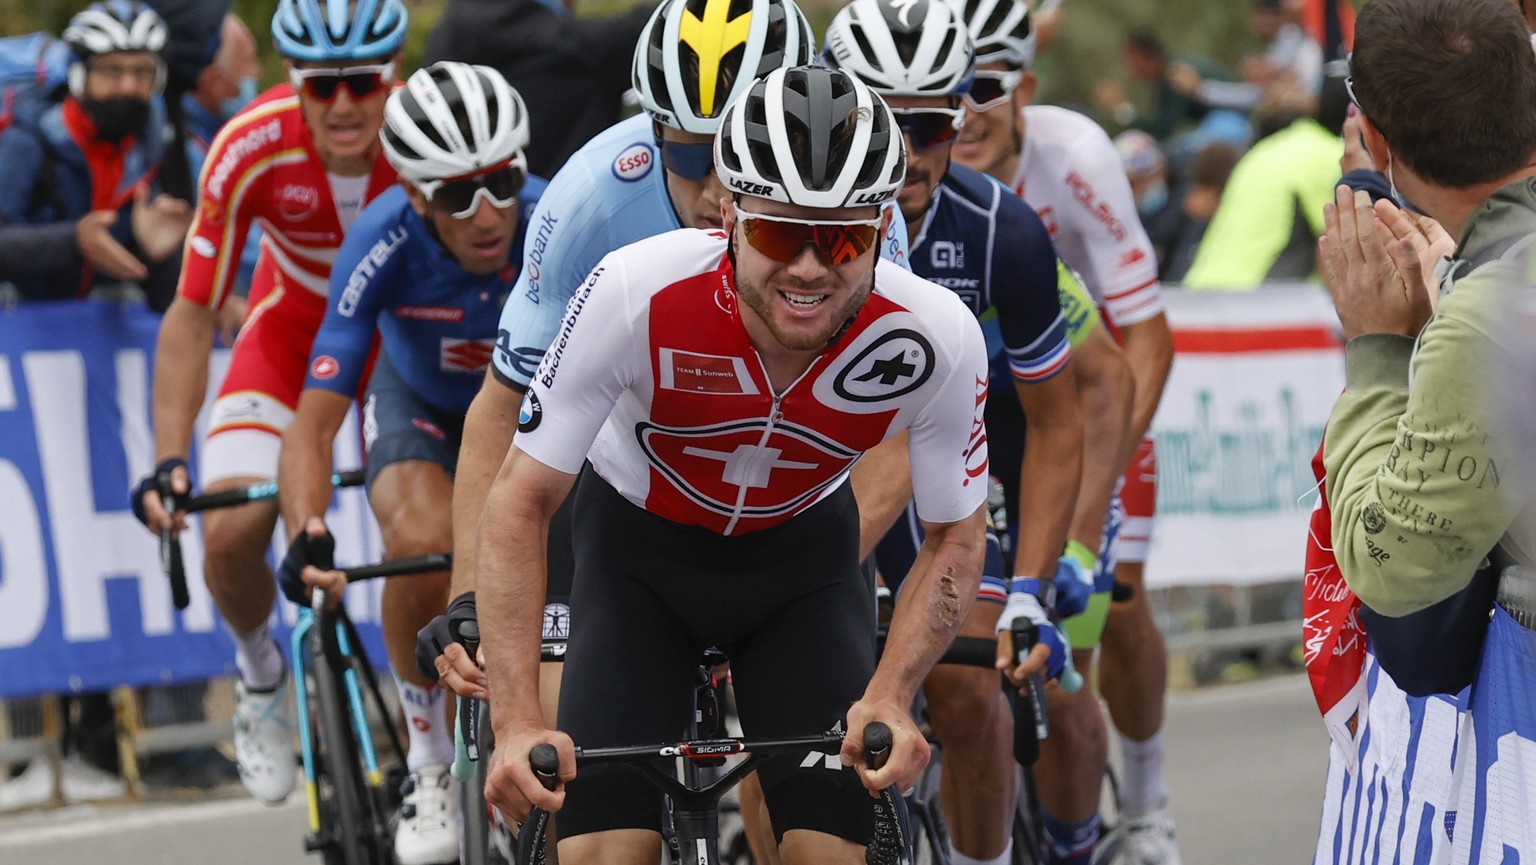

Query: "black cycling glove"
left=277, top=528, right=336, bottom=606
left=130, top=456, right=190, bottom=527
left=415, top=591, right=478, bottom=681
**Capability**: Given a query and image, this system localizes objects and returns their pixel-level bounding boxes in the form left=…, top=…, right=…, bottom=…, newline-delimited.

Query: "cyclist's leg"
left=724, top=486, right=871, bottom=865
left=554, top=470, right=700, bottom=865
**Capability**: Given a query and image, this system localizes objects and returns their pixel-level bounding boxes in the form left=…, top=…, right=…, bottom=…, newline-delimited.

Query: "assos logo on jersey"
left=612, top=143, right=654, bottom=182
left=310, top=355, right=340, bottom=380
left=832, top=329, right=935, bottom=403
left=277, top=184, right=321, bottom=221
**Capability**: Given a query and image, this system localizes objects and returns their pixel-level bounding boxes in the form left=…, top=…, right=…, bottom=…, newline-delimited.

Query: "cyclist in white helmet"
left=278, top=61, right=549, bottom=865
left=134, top=0, right=407, bottom=808
left=478, top=64, right=989, bottom=865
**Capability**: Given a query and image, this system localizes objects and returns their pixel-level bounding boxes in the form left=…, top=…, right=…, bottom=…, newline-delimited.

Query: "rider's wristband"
left=1063, top=539, right=1098, bottom=574
left=1009, top=576, right=1056, bottom=612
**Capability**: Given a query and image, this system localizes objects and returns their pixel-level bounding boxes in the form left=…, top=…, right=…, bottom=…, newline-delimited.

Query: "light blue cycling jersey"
left=491, top=112, right=912, bottom=389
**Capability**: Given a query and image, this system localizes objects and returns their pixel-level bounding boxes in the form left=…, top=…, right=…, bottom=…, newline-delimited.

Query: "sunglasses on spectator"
left=892, top=107, right=965, bottom=152
left=417, top=159, right=526, bottom=219
left=734, top=204, right=883, bottom=266
left=658, top=138, right=715, bottom=181
left=964, top=69, right=1024, bottom=112
left=289, top=63, right=394, bottom=102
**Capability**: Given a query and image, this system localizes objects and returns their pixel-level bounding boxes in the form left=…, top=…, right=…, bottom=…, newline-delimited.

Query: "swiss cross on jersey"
left=640, top=271, right=928, bottom=534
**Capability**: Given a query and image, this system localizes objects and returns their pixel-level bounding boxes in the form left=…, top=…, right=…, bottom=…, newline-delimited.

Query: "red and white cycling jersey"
left=178, top=84, right=398, bottom=311
left=515, top=229, right=991, bottom=536
left=1013, top=105, right=1164, bottom=329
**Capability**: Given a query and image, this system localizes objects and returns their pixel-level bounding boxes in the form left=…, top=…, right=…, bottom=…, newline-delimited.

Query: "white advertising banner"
left=1143, top=284, right=1343, bottom=589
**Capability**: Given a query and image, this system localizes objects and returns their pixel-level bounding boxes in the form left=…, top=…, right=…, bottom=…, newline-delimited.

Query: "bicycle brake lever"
left=530, top=743, right=561, bottom=792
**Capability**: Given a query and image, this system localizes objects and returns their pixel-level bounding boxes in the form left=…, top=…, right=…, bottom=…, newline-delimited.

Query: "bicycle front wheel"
left=311, top=629, right=378, bottom=865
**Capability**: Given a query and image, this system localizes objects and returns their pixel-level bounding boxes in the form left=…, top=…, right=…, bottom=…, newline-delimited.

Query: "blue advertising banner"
left=0, top=300, right=385, bottom=700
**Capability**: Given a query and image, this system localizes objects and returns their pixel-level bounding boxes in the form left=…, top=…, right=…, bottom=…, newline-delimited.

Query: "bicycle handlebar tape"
left=451, top=697, right=477, bottom=784
left=1009, top=619, right=1046, bottom=766
left=530, top=744, right=560, bottom=791
left=861, top=722, right=911, bottom=865
left=156, top=469, right=190, bottom=610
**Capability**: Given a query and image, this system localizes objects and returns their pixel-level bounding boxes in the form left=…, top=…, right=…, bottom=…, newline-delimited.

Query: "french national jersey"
left=178, top=84, right=398, bottom=311
left=304, top=179, right=549, bottom=415
left=1013, top=105, right=1164, bottom=328
left=514, top=229, right=990, bottom=537
left=908, top=164, right=1069, bottom=384
left=491, top=113, right=913, bottom=390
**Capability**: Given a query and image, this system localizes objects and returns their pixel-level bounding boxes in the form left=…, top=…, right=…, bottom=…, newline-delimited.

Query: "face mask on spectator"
left=83, top=96, right=151, bottom=143
left=1137, top=182, right=1169, bottom=218
left=221, top=76, right=259, bottom=120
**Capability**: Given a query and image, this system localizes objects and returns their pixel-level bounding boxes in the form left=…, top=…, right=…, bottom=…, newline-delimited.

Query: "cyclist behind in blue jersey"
left=418, top=0, right=917, bottom=696
left=823, top=4, right=1120, bottom=864
left=274, top=62, right=546, bottom=865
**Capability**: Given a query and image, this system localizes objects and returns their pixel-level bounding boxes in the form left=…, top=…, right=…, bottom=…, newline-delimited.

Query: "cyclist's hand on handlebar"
left=841, top=698, right=929, bottom=796
left=996, top=588, right=1070, bottom=687
left=484, top=724, right=573, bottom=821
left=415, top=592, right=488, bottom=698
left=278, top=518, right=344, bottom=606
left=131, top=457, right=190, bottom=534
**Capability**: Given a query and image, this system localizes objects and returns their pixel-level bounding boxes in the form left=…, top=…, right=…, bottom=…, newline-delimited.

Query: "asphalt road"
left=0, top=674, right=1328, bottom=865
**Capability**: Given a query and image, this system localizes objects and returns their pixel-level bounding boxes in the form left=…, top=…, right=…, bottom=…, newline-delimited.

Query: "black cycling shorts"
left=555, top=467, right=877, bottom=846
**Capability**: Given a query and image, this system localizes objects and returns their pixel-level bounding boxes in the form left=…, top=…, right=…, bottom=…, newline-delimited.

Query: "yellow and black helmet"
left=632, top=0, right=814, bottom=135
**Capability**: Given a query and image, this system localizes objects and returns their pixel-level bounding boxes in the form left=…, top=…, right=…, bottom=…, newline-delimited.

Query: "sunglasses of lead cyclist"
left=416, top=159, right=528, bottom=219
left=289, top=62, right=395, bottom=102
left=734, top=204, right=883, bottom=266
left=892, top=106, right=965, bottom=152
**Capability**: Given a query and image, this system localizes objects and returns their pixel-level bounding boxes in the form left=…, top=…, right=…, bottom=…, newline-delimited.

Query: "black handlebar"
left=338, top=553, right=452, bottom=582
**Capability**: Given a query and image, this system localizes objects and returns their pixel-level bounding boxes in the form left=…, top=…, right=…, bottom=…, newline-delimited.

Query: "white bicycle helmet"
left=823, top=0, right=975, bottom=98
left=63, top=0, right=168, bottom=96
left=381, top=62, right=530, bottom=183
left=946, top=0, right=1035, bottom=68
left=272, top=0, right=409, bottom=63
left=632, top=0, right=815, bottom=134
left=715, top=65, right=905, bottom=209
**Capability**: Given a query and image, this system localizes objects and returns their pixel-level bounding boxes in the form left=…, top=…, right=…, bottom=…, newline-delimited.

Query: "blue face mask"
left=1137, top=182, right=1169, bottom=218
left=220, top=76, right=259, bottom=120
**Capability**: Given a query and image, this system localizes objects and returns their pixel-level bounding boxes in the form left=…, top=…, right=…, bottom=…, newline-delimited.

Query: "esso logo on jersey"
left=310, top=355, right=340, bottom=380
left=612, top=143, right=654, bottom=182
left=277, top=183, right=321, bottom=221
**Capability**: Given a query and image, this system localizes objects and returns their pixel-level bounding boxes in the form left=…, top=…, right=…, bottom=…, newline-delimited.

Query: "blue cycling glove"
left=130, top=457, right=189, bottom=527
left=999, top=578, right=1082, bottom=691
left=278, top=528, right=335, bottom=606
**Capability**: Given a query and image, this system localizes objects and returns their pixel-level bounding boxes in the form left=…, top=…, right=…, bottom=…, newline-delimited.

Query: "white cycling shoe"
left=395, top=764, right=460, bottom=865
left=1111, top=810, right=1184, bottom=865
left=232, top=672, right=295, bottom=805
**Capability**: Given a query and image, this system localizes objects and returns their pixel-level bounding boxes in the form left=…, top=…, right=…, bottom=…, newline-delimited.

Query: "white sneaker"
left=1113, top=811, right=1183, bottom=865
left=395, top=765, right=460, bottom=865
left=60, top=755, right=126, bottom=803
left=0, top=758, right=56, bottom=811
left=232, top=672, right=295, bottom=804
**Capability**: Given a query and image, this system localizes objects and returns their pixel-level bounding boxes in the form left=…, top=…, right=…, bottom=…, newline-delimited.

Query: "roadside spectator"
left=1181, top=81, right=1347, bottom=289
left=144, top=0, right=234, bottom=201
left=423, top=0, right=654, bottom=178
left=1159, top=141, right=1240, bottom=283
left=1169, top=0, right=1323, bottom=115
left=0, top=0, right=193, bottom=311
left=1095, top=30, right=1210, bottom=141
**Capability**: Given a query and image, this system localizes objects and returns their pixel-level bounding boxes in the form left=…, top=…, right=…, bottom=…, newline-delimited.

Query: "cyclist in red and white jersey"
left=132, top=0, right=407, bottom=808
left=947, top=1, right=1179, bottom=863
left=478, top=67, right=1005, bottom=865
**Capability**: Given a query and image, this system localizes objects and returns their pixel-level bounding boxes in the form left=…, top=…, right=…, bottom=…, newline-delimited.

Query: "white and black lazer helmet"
left=381, top=62, right=530, bottom=183
left=945, top=0, right=1035, bottom=68
left=63, top=0, right=169, bottom=95
left=823, top=0, right=975, bottom=98
left=633, top=0, right=816, bottom=135
left=715, top=65, right=906, bottom=209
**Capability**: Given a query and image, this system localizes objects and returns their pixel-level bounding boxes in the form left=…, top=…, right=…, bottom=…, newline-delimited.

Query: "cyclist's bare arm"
left=479, top=444, right=578, bottom=818
left=1117, top=312, right=1174, bottom=456
left=847, top=504, right=987, bottom=792
left=141, top=296, right=218, bottom=531
left=1011, top=370, right=1083, bottom=578
left=277, top=388, right=354, bottom=537
left=1068, top=326, right=1135, bottom=546
left=850, top=431, right=912, bottom=561
left=451, top=370, right=525, bottom=599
